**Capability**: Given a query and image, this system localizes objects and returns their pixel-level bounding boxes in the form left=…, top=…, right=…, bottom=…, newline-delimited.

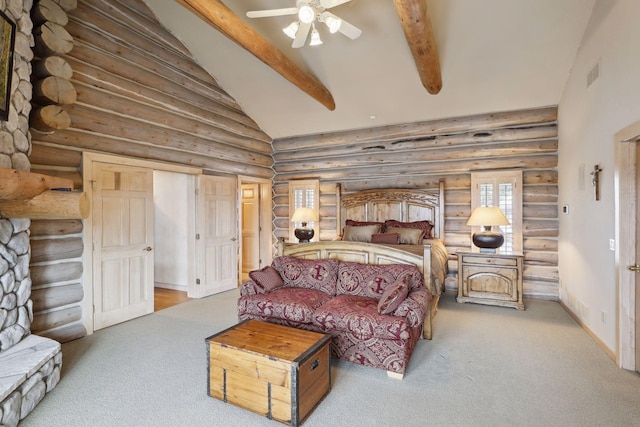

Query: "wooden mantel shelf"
left=0, top=167, right=89, bottom=219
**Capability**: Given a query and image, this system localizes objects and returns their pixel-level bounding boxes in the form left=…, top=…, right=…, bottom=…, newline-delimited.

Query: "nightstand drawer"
left=461, top=254, right=518, bottom=267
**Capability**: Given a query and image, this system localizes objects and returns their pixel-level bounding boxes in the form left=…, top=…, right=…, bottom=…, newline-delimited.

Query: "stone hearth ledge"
left=0, top=335, right=62, bottom=427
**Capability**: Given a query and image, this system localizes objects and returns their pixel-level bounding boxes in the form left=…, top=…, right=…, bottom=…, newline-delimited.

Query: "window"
left=471, top=170, right=523, bottom=253
left=288, top=180, right=319, bottom=242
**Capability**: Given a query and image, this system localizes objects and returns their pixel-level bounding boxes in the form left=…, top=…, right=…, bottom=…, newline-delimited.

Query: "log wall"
left=31, top=0, right=273, bottom=178
left=27, top=0, right=273, bottom=342
left=272, top=107, right=559, bottom=300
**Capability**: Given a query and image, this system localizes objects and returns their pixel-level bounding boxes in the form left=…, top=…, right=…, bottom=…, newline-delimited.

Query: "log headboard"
left=336, top=180, right=445, bottom=241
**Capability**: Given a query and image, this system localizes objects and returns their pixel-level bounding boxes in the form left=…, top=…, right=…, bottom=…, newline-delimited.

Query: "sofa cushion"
left=336, top=261, right=423, bottom=298
left=249, top=266, right=284, bottom=291
left=272, top=256, right=339, bottom=295
left=377, top=277, right=409, bottom=314
left=313, top=295, right=412, bottom=340
left=238, top=287, right=332, bottom=324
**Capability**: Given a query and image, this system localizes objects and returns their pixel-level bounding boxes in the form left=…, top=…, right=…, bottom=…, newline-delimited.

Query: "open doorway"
left=153, top=170, right=196, bottom=310
left=239, top=176, right=273, bottom=283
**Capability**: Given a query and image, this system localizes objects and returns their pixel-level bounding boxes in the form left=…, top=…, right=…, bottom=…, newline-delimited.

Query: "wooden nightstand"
left=457, top=250, right=524, bottom=310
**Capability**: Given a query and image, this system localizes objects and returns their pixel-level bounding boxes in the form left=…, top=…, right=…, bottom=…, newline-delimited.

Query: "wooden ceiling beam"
left=176, top=0, right=336, bottom=111
left=393, top=0, right=442, bottom=95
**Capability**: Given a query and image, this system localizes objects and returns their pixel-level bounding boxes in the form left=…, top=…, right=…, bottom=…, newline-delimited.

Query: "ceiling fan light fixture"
left=283, top=21, right=299, bottom=39
left=298, top=5, right=316, bottom=24
left=309, top=26, right=323, bottom=46
left=324, top=15, right=342, bottom=33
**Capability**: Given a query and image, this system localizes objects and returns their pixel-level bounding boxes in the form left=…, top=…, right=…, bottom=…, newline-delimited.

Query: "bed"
left=277, top=180, right=448, bottom=340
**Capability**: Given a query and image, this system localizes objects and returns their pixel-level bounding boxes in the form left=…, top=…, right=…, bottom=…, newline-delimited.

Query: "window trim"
left=288, top=179, right=320, bottom=242
left=470, top=170, right=523, bottom=253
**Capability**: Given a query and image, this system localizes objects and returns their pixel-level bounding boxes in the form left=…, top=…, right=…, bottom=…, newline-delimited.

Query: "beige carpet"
left=21, top=289, right=640, bottom=427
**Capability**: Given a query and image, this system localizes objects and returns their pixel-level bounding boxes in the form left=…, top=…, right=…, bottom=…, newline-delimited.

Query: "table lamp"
left=467, top=206, right=510, bottom=252
left=291, top=207, right=318, bottom=242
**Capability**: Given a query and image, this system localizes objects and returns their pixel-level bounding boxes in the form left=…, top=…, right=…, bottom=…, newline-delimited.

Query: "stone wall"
left=0, top=0, right=34, bottom=351
left=0, top=218, right=32, bottom=351
left=0, top=2, right=62, bottom=427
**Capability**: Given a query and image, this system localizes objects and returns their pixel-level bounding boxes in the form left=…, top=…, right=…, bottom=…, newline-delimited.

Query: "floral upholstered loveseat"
left=237, top=256, right=431, bottom=378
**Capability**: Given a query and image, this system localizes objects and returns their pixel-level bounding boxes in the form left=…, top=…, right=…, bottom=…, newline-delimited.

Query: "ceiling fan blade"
left=292, top=22, right=311, bottom=48
left=246, top=8, right=298, bottom=18
left=319, top=0, right=352, bottom=8
left=338, top=18, right=362, bottom=40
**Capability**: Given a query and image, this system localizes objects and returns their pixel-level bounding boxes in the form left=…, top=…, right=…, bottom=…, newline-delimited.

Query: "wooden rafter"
left=176, top=0, right=336, bottom=111
left=393, top=0, right=442, bottom=95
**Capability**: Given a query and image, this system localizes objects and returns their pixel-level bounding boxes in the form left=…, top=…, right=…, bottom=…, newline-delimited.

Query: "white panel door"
left=93, top=163, right=154, bottom=330
left=196, top=175, right=238, bottom=297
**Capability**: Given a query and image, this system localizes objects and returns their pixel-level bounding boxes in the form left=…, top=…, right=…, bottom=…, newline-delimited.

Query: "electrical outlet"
left=562, top=205, right=569, bottom=214
left=609, top=239, right=615, bottom=251
left=601, top=310, right=606, bottom=323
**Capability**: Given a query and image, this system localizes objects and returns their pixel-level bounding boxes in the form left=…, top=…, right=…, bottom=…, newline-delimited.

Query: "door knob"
left=627, top=264, right=640, bottom=272
left=144, top=246, right=152, bottom=252
left=231, top=237, right=237, bottom=242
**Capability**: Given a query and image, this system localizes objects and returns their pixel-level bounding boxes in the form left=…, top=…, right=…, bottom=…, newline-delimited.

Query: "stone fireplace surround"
left=0, top=1, right=62, bottom=426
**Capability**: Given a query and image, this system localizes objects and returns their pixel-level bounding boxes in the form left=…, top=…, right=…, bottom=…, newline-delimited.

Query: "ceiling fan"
left=246, top=0, right=362, bottom=48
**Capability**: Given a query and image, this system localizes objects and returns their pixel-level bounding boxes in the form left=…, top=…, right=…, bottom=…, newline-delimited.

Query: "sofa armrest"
left=392, top=287, right=430, bottom=328
left=239, top=279, right=266, bottom=297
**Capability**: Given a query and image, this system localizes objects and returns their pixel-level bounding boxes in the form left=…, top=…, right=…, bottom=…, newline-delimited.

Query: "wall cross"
left=590, top=164, right=603, bottom=201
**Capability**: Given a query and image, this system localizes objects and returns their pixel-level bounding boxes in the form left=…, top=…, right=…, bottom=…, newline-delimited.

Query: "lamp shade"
left=466, top=206, right=510, bottom=227
left=291, top=207, right=318, bottom=223
left=291, top=207, right=317, bottom=243
left=467, top=206, right=510, bottom=252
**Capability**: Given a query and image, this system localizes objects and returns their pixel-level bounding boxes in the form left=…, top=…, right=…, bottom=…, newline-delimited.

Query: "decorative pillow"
left=386, top=227, right=425, bottom=245
left=271, top=256, right=340, bottom=295
left=342, top=224, right=381, bottom=242
left=346, top=219, right=385, bottom=232
left=384, top=219, right=434, bottom=239
left=336, top=261, right=421, bottom=297
left=249, top=266, right=284, bottom=291
left=377, top=278, right=410, bottom=314
left=371, top=233, right=400, bottom=244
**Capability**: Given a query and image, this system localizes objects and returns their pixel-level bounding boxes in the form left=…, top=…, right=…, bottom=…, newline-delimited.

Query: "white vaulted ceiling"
left=143, top=0, right=594, bottom=139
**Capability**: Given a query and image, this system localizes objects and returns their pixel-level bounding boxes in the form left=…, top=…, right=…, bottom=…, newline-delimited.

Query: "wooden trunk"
left=206, top=320, right=332, bottom=426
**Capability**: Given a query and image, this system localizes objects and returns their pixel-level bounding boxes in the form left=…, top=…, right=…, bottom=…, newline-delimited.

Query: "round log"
left=30, top=168, right=82, bottom=189
left=30, top=262, right=83, bottom=287
left=32, top=0, right=69, bottom=26
left=34, top=22, right=74, bottom=57
left=31, top=305, right=82, bottom=332
left=0, top=190, right=90, bottom=219
left=29, top=143, right=82, bottom=168
left=52, top=0, right=78, bottom=12
left=33, top=56, right=74, bottom=80
left=30, top=219, right=83, bottom=236
left=0, top=167, right=73, bottom=200
left=31, top=105, right=72, bottom=132
left=41, top=323, right=86, bottom=343
left=30, top=237, right=83, bottom=263
left=34, top=76, right=77, bottom=105
left=30, top=283, right=84, bottom=311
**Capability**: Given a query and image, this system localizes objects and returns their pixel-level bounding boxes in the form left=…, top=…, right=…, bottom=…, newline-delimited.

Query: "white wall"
left=558, top=0, right=640, bottom=352
left=153, top=171, right=195, bottom=290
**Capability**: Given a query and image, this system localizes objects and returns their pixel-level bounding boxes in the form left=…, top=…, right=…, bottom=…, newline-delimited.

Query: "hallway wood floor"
left=154, top=288, right=191, bottom=311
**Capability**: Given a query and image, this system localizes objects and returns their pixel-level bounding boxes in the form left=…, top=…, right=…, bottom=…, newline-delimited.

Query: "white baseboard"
left=154, top=282, right=188, bottom=292
left=558, top=300, right=616, bottom=363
